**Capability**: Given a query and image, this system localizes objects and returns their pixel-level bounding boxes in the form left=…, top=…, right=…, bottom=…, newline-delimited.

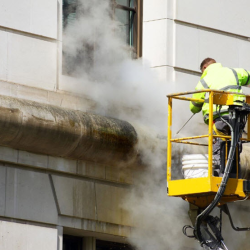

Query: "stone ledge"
left=59, top=216, right=132, bottom=239
left=0, top=94, right=137, bottom=166
left=0, top=146, right=133, bottom=185
left=0, top=80, right=96, bottom=112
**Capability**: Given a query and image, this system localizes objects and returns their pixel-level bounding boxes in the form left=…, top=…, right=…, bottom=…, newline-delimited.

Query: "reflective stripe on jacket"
left=190, top=63, right=250, bottom=124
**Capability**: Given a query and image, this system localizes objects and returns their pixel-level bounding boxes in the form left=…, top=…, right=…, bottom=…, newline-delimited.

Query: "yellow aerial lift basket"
left=167, top=89, right=250, bottom=209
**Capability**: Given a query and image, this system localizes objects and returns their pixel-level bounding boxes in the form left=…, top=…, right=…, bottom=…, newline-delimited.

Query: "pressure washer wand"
left=176, top=113, right=196, bottom=135
left=221, top=240, right=229, bottom=250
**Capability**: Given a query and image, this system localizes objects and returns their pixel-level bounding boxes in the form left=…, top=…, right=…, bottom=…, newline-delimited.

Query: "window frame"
left=61, top=0, right=143, bottom=76
left=112, top=0, right=143, bottom=58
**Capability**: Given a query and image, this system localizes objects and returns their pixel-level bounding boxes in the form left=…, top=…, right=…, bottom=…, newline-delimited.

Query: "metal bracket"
left=221, top=204, right=250, bottom=231
left=188, top=203, right=200, bottom=227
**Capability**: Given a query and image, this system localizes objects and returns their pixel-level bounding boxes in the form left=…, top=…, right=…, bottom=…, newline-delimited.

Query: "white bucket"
left=182, top=154, right=213, bottom=179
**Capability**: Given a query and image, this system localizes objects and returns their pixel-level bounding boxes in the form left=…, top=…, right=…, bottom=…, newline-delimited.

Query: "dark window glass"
left=62, top=0, right=142, bottom=75
left=63, top=235, right=82, bottom=250
left=116, top=0, right=130, bottom=6
left=63, top=0, right=77, bottom=29
left=115, top=8, right=134, bottom=47
left=115, top=0, right=136, bottom=48
left=96, top=240, right=135, bottom=250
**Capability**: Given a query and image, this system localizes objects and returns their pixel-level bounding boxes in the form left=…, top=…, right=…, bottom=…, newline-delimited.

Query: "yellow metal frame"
left=167, top=89, right=250, bottom=208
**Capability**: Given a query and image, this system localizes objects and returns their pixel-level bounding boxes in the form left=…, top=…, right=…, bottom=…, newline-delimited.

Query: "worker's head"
left=200, top=58, right=216, bottom=73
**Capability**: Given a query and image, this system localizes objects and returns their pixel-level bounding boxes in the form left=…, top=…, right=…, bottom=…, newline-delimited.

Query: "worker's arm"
left=234, top=68, right=250, bottom=86
left=190, top=80, right=206, bottom=113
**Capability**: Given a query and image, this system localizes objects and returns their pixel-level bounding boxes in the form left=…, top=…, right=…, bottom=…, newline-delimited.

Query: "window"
left=62, top=0, right=93, bottom=75
left=113, top=0, right=142, bottom=58
left=62, top=0, right=142, bottom=76
left=63, top=0, right=77, bottom=29
left=63, top=235, right=82, bottom=250
left=96, top=239, right=135, bottom=250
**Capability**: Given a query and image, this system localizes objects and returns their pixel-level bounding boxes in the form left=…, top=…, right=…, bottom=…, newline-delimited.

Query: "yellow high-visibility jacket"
left=190, top=63, right=250, bottom=124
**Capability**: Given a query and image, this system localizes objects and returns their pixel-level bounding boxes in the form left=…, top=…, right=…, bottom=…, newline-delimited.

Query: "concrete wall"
left=0, top=220, right=60, bottom=250
left=0, top=145, right=133, bottom=236
left=0, top=2, right=135, bottom=246
left=143, top=0, right=250, bottom=91
left=0, top=0, right=250, bottom=249
left=0, top=0, right=59, bottom=92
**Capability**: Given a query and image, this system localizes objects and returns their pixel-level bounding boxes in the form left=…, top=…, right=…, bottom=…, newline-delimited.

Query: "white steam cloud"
left=63, top=1, right=250, bottom=249
left=62, top=1, right=201, bottom=249
left=63, top=0, right=174, bottom=135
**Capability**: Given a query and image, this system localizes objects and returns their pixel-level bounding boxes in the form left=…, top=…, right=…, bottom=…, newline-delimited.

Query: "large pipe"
left=240, top=145, right=250, bottom=179
left=0, top=95, right=138, bottom=165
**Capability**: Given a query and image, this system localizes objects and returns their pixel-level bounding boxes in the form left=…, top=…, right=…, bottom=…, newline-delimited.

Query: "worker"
left=190, top=58, right=250, bottom=175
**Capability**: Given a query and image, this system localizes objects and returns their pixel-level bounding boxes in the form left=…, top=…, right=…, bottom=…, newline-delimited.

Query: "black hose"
left=195, top=108, right=237, bottom=246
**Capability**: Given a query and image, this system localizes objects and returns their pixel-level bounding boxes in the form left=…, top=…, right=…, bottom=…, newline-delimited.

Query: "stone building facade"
left=0, top=1, right=250, bottom=250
